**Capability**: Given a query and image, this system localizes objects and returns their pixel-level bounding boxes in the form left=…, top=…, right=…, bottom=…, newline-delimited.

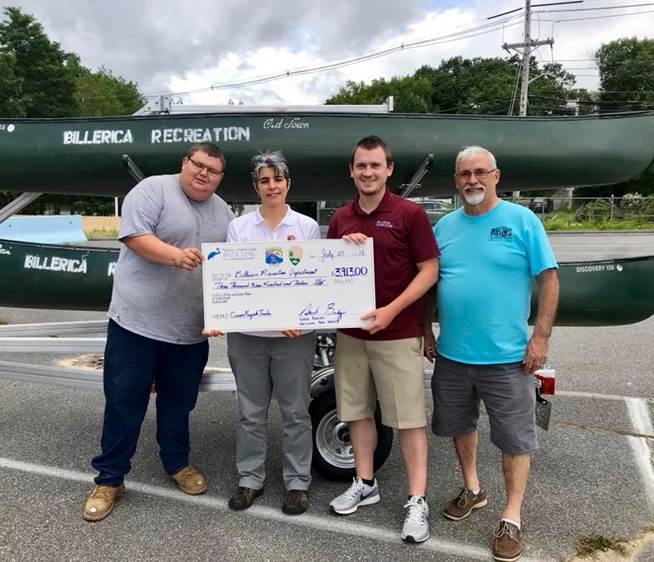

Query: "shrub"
left=575, top=198, right=612, bottom=221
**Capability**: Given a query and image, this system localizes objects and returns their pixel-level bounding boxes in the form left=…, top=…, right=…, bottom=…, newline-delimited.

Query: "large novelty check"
left=202, top=239, right=375, bottom=332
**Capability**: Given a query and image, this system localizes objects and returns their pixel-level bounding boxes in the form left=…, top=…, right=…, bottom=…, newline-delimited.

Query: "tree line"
left=326, top=38, right=654, bottom=117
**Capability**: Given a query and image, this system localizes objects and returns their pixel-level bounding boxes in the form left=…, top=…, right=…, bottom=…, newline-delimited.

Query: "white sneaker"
left=329, top=477, right=380, bottom=515
left=401, top=496, right=430, bottom=543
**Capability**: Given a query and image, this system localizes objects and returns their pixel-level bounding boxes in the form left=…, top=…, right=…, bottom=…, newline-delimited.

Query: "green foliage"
left=543, top=211, right=651, bottom=230
left=72, top=66, right=144, bottom=117
left=327, top=75, right=432, bottom=113
left=0, top=50, right=22, bottom=115
left=327, top=55, right=580, bottom=116
left=0, top=7, right=77, bottom=117
left=596, top=37, right=654, bottom=112
left=621, top=193, right=654, bottom=217
left=575, top=198, right=612, bottom=221
left=19, top=194, right=117, bottom=215
left=414, top=56, right=519, bottom=114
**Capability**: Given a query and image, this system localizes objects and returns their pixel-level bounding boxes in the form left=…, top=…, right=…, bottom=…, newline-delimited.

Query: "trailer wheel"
left=310, top=391, right=393, bottom=480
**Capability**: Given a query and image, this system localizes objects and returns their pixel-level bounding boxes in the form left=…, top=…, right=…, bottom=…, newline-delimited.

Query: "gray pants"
left=227, top=332, right=316, bottom=491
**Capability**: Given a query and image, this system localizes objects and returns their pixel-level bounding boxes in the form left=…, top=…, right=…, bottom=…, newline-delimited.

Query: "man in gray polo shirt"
left=82, top=142, right=234, bottom=522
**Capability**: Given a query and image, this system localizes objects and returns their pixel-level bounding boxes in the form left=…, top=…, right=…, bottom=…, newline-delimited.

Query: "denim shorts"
left=431, top=353, right=537, bottom=454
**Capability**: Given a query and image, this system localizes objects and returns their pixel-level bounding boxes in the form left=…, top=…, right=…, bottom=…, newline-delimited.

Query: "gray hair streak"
left=455, top=146, right=497, bottom=171
left=250, top=150, right=290, bottom=184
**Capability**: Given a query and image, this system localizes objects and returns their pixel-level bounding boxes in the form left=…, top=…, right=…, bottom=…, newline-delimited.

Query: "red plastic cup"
left=534, top=368, right=556, bottom=395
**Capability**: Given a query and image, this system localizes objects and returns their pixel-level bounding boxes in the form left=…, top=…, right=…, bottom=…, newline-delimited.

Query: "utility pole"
left=502, top=0, right=554, bottom=117
left=489, top=0, right=581, bottom=202
left=518, top=0, right=534, bottom=116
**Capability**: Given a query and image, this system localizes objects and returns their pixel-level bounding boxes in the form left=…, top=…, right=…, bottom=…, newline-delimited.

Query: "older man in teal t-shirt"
left=423, top=146, right=558, bottom=562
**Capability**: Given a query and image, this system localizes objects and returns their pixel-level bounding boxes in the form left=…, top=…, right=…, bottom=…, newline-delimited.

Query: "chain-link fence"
left=302, top=194, right=654, bottom=232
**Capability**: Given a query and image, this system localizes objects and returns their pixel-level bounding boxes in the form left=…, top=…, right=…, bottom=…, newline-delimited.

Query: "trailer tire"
left=310, top=391, right=393, bottom=480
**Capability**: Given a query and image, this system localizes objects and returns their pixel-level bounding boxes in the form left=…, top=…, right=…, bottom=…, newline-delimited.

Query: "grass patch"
left=575, top=533, right=628, bottom=558
left=84, top=228, right=119, bottom=239
left=543, top=212, right=653, bottom=231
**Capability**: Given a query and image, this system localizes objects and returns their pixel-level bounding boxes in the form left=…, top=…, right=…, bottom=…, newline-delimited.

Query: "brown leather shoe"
left=171, top=465, right=207, bottom=495
left=492, top=520, right=524, bottom=562
left=82, top=483, right=125, bottom=522
left=443, top=487, right=488, bottom=521
left=281, top=489, right=308, bottom=515
left=228, top=486, right=263, bottom=510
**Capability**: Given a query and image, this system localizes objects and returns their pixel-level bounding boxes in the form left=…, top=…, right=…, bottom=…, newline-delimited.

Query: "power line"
left=538, top=7, right=654, bottom=20
left=535, top=2, right=654, bottom=11
left=524, top=88, right=654, bottom=92
left=575, top=73, right=654, bottom=76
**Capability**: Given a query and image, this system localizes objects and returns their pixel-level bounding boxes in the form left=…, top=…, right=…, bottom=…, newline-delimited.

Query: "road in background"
left=87, top=231, right=654, bottom=261
left=549, top=232, right=654, bottom=261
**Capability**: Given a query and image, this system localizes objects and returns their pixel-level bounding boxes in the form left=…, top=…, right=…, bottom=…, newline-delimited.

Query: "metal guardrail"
left=0, top=360, right=238, bottom=392
left=0, top=320, right=108, bottom=337
left=0, top=337, right=106, bottom=353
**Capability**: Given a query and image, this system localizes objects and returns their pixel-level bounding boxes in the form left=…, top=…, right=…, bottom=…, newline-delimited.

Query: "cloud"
left=2, top=0, right=652, bottom=106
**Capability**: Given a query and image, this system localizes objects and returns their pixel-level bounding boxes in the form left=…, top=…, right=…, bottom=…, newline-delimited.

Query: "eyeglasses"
left=455, top=169, right=496, bottom=180
left=187, top=157, right=223, bottom=177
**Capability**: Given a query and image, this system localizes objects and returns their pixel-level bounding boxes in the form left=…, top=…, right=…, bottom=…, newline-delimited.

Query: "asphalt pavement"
left=0, top=232, right=653, bottom=561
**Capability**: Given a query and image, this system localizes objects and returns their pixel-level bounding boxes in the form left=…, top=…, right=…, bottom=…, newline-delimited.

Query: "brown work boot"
left=82, top=483, right=125, bottom=522
left=492, top=520, right=524, bottom=562
left=443, top=487, right=488, bottom=521
left=228, top=486, right=264, bottom=510
left=171, top=465, right=207, bottom=495
left=281, top=489, right=308, bottom=515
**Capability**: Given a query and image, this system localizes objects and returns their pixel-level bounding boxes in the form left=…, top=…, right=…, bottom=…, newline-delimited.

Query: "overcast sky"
left=2, top=0, right=652, bottom=107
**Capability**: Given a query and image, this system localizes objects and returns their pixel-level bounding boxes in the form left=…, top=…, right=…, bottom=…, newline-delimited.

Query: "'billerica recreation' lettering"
left=61, top=126, right=251, bottom=145
left=24, top=255, right=87, bottom=273
left=150, top=127, right=251, bottom=143
left=63, top=130, right=133, bottom=145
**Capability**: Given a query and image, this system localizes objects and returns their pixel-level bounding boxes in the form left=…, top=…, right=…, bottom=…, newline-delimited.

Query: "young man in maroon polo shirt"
left=327, top=136, right=439, bottom=542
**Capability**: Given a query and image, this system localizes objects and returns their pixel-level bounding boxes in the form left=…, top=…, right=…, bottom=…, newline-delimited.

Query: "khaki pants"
left=334, top=332, right=426, bottom=429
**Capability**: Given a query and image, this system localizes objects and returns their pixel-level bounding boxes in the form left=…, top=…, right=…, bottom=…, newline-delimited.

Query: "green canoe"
left=0, top=238, right=651, bottom=326
left=1, top=111, right=653, bottom=200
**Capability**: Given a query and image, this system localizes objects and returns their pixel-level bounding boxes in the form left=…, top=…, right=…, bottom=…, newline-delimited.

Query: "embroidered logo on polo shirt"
left=288, top=245, right=303, bottom=265
left=265, top=247, right=284, bottom=265
left=490, top=226, right=512, bottom=240
left=376, top=220, right=393, bottom=229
